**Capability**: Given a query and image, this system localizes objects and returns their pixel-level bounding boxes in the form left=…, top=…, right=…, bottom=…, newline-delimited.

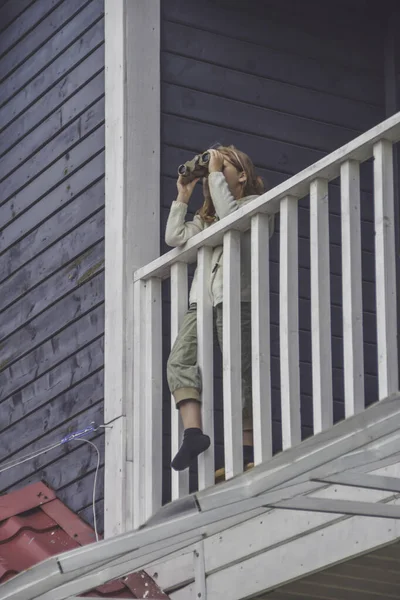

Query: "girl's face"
left=221, top=157, right=246, bottom=199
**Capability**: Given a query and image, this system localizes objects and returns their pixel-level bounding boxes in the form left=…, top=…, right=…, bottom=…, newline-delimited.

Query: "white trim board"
left=104, top=0, right=161, bottom=537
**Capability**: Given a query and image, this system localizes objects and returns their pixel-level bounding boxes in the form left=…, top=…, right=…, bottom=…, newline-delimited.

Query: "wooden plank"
left=0, top=47, right=104, bottom=155
left=310, top=178, right=333, bottom=433
left=0, top=177, right=104, bottom=281
left=373, top=140, right=398, bottom=399
left=0, top=0, right=93, bottom=79
left=1, top=272, right=104, bottom=369
left=144, top=277, right=162, bottom=522
left=0, top=240, right=104, bottom=341
left=279, top=195, right=301, bottom=449
left=162, top=53, right=381, bottom=133
left=162, top=0, right=380, bottom=73
left=0, top=0, right=59, bottom=52
left=0, top=153, right=104, bottom=252
left=0, top=341, right=104, bottom=432
left=0, top=208, right=104, bottom=312
left=0, top=18, right=104, bottom=130
left=104, top=0, right=160, bottom=535
left=251, top=213, right=272, bottom=464
left=162, top=83, right=361, bottom=154
left=0, top=303, right=104, bottom=402
left=1, top=74, right=104, bottom=174
left=170, top=262, right=189, bottom=500
left=0, top=0, right=34, bottom=34
left=104, top=416, right=126, bottom=538
left=1, top=369, right=103, bottom=457
left=132, top=280, right=146, bottom=529
left=0, top=97, right=104, bottom=202
left=161, top=21, right=383, bottom=105
left=340, top=160, right=365, bottom=416
left=222, top=230, right=243, bottom=479
left=0, top=0, right=104, bottom=106
left=0, top=125, right=104, bottom=229
left=197, top=246, right=214, bottom=490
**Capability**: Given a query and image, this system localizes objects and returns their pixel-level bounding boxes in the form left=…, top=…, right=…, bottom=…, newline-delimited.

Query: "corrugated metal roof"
left=0, top=482, right=169, bottom=599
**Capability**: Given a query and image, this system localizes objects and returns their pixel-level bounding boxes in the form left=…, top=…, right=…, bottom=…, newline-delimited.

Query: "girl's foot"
left=214, top=445, right=255, bottom=483
left=171, top=427, right=211, bottom=471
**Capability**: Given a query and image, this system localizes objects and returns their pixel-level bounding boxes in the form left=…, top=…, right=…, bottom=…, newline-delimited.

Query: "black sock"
left=243, top=445, right=254, bottom=466
left=171, top=427, right=211, bottom=471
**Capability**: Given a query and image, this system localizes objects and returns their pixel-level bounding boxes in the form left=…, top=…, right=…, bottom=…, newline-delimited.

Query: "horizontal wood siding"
left=0, top=0, right=105, bottom=533
left=161, top=0, right=386, bottom=498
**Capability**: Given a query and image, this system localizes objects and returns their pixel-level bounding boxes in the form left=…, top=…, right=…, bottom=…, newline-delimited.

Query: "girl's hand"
left=176, top=175, right=200, bottom=204
left=208, top=149, right=224, bottom=173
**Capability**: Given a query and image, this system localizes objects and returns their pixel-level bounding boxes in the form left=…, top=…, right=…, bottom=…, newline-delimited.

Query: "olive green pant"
left=167, top=303, right=253, bottom=430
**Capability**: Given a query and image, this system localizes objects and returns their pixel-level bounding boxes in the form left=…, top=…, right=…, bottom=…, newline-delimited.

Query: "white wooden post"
left=197, top=247, right=215, bottom=490
left=310, top=178, right=333, bottom=433
left=104, top=0, right=160, bottom=537
left=143, top=277, right=163, bottom=523
left=251, top=214, right=272, bottom=464
left=223, top=230, right=243, bottom=478
left=170, top=263, right=189, bottom=500
left=373, top=140, right=399, bottom=399
left=280, top=195, right=301, bottom=450
left=340, top=160, right=364, bottom=416
left=132, top=279, right=146, bottom=529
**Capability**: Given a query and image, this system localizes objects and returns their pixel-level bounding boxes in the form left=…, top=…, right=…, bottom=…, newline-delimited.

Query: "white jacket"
left=165, top=171, right=274, bottom=307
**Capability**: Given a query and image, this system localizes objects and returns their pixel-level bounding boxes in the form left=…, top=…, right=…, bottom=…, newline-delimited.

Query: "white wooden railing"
left=132, top=113, right=400, bottom=528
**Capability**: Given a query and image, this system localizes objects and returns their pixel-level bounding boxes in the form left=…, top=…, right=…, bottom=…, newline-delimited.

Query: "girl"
left=165, top=145, right=273, bottom=473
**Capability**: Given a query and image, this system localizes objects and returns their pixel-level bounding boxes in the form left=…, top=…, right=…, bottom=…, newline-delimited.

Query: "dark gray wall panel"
left=0, top=0, right=105, bottom=533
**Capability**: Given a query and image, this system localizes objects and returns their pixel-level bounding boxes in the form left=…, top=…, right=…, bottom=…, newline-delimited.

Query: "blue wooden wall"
left=0, top=0, right=105, bottom=531
left=160, top=0, right=387, bottom=498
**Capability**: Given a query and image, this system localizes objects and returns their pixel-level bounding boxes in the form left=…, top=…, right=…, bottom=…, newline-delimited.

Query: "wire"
left=69, top=438, right=101, bottom=542
left=0, top=421, right=108, bottom=542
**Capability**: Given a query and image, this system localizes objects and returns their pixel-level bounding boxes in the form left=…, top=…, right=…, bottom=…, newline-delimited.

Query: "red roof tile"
left=0, top=482, right=170, bottom=599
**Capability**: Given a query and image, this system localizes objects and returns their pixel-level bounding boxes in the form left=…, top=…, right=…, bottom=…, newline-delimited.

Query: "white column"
left=310, top=178, right=333, bottom=433
left=373, top=139, right=398, bottom=399
left=279, top=195, right=301, bottom=450
left=104, top=0, right=160, bottom=536
left=223, top=230, right=243, bottom=478
left=340, top=160, right=364, bottom=416
left=251, top=214, right=272, bottom=464
left=197, top=247, right=215, bottom=490
left=170, top=263, right=189, bottom=500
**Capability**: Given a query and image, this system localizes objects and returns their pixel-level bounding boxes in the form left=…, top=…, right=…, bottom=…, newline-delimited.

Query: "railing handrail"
left=134, top=110, right=400, bottom=283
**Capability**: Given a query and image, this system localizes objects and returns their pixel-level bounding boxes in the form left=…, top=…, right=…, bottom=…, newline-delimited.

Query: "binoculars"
left=177, top=151, right=210, bottom=183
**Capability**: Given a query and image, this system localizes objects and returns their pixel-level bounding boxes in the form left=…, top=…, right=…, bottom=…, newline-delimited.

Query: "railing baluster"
left=197, top=247, right=214, bottom=489
left=170, top=263, right=189, bottom=500
left=251, top=214, right=272, bottom=464
left=133, top=279, right=146, bottom=528
left=310, top=178, right=333, bottom=433
left=144, top=277, right=162, bottom=522
left=373, top=140, right=399, bottom=399
left=280, top=195, right=301, bottom=450
left=223, top=230, right=243, bottom=478
left=340, top=160, right=364, bottom=416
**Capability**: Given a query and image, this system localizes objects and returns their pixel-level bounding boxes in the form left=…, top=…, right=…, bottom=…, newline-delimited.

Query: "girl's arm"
left=208, top=171, right=240, bottom=219
left=165, top=201, right=204, bottom=247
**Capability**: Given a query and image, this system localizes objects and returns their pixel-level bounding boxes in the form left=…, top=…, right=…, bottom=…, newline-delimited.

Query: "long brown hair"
left=197, top=145, right=265, bottom=223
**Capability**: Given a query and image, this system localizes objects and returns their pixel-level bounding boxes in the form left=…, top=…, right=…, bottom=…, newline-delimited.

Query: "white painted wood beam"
left=104, top=0, right=160, bottom=537
left=373, top=139, right=399, bottom=399
left=310, top=178, right=333, bottom=433
left=170, top=263, right=189, bottom=500
left=197, top=247, right=215, bottom=490
left=223, top=230, right=243, bottom=479
left=340, top=160, right=364, bottom=417
left=279, top=196, right=301, bottom=450
left=251, top=214, right=272, bottom=464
